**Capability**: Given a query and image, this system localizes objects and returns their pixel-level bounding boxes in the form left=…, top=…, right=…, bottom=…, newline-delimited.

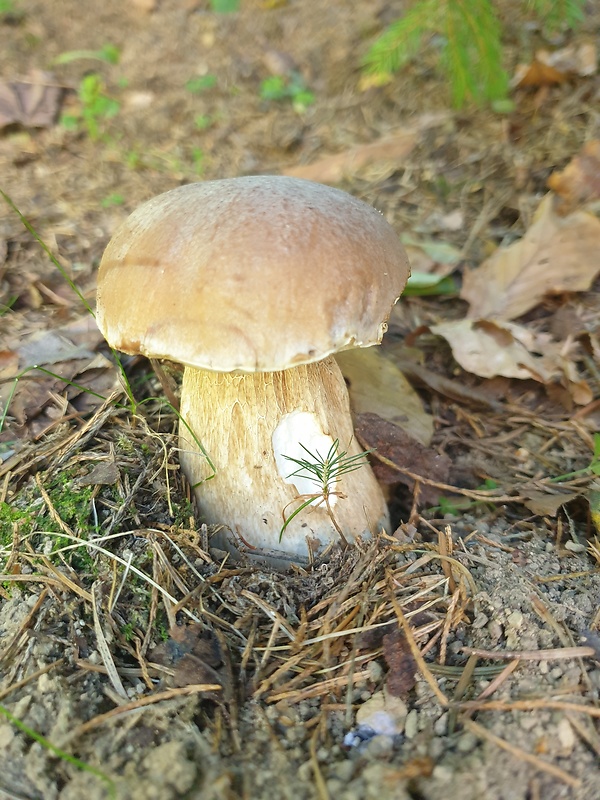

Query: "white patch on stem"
left=272, top=410, right=338, bottom=507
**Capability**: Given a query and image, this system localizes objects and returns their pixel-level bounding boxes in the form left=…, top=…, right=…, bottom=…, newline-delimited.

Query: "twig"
left=462, top=718, right=581, bottom=789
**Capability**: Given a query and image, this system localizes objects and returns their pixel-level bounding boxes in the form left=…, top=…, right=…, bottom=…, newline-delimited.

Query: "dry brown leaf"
left=461, top=194, right=600, bottom=321
left=512, top=43, right=596, bottom=89
left=0, top=70, right=63, bottom=129
left=335, top=347, right=433, bottom=446
left=355, top=412, right=451, bottom=503
left=431, top=318, right=592, bottom=404
left=538, top=43, right=597, bottom=77
left=513, top=59, right=567, bottom=88
left=282, top=112, right=448, bottom=185
left=431, top=318, right=553, bottom=381
left=522, top=490, right=581, bottom=517
left=547, top=140, right=600, bottom=213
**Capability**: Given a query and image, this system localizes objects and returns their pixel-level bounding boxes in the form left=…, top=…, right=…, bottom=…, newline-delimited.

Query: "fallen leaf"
left=336, top=348, right=433, bottom=446
left=385, top=342, right=504, bottom=411
left=513, top=59, right=568, bottom=88
left=382, top=630, right=417, bottom=698
left=547, top=140, right=600, bottom=213
left=512, top=43, right=596, bottom=88
left=0, top=70, right=64, bottom=129
left=282, top=112, right=448, bottom=185
left=149, top=624, right=225, bottom=692
left=461, top=193, right=600, bottom=320
left=400, top=233, right=461, bottom=278
left=522, top=490, right=580, bottom=516
left=538, top=43, right=597, bottom=77
left=430, top=318, right=553, bottom=381
left=77, top=461, right=120, bottom=486
left=18, top=329, right=96, bottom=369
left=355, top=412, right=451, bottom=504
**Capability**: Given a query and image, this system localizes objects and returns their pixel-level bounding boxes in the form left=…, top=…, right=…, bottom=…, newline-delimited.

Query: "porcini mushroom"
left=96, top=176, right=410, bottom=563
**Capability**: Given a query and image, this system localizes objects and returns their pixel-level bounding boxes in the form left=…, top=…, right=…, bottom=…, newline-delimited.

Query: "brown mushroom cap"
left=96, top=176, right=410, bottom=372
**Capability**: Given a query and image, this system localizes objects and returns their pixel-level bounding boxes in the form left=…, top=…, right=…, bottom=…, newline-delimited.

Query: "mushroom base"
left=179, top=357, right=389, bottom=561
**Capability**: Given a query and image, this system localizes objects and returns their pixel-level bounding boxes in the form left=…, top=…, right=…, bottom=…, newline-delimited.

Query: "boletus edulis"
left=96, top=176, right=410, bottom=564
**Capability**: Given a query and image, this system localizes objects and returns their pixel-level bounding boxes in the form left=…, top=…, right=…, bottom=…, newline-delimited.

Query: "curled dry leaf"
left=430, top=318, right=554, bottom=381
left=461, top=194, right=600, bottom=321
left=0, top=70, right=64, bottom=130
left=335, top=347, right=433, bottom=446
left=400, top=233, right=461, bottom=279
left=522, top=490, right=581, bottom=517
left=382, top=629, right=417, bottom=698
left=431, top=318, right=592, bottom=405
left=282, top=112, right=448, bottom=185
left=512, top=43, right=597, bottom=88
left=355, top=412, right=451, bottom=504
left=547, top=140, right=600, bottom=213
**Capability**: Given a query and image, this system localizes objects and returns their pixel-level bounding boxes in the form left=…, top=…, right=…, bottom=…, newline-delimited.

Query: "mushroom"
left=96, top=176, right=410, bottom=563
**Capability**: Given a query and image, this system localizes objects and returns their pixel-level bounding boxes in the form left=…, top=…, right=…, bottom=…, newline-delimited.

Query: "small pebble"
left=404, top=709, right=418, bottom=740
left=434, top=713, right=448, bottom=736
left=556, top=718, right=576, bottom=753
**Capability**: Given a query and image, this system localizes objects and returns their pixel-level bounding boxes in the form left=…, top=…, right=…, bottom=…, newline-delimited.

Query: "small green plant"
left=61, top=73, right=120, bottom=140
left=260, top=73, right=315, bottom=112
left=53, top=43, right=120, bottom=66
left=194, top=113, right=214, bottom=130
left=551, top=433, right=600, bottom=482
left=279, top=440, right=371, bottom=542
left=363, top=0, right=585, bottom=108
left=210, top=0, right=239, bottom=12
left=0, top=704, right=115, bottom=798
left=0, top=0, right=18, bottom=17
left=101, top=192, right=125, bottom=208
left=426, top=478, right=499, bottom=516
left=185, top=74, right=217, bottom=93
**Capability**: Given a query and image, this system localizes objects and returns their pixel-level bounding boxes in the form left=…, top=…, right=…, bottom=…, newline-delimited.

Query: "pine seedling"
left=363, top=0, right=585, bottom=108
left=279, top=439, right=372, bottom=543
left=528, top=0, right=585, bottom=33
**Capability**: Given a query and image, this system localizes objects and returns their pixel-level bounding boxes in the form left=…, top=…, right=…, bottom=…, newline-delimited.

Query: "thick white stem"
left=178, top=356, right=389, bottom=560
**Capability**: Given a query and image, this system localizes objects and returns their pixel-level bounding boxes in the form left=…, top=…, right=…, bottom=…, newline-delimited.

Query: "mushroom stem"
left=179, top=356, right=389, bottom=559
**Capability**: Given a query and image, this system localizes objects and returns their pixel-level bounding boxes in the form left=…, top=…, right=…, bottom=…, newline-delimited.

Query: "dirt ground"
left=2, top=1, right=600, bottom=798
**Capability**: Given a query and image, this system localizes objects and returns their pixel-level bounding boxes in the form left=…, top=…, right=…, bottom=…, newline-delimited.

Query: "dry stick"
left=462, top=646, right=597, bottom=661
left=34, top=557, right=92, bottom=603
left=439, top=588, right=460, bottom=666
left=387, top=576, right=448, bottom=708
left=0, top=587, right=48, bottom=664
left=475, top=659, right=520, bottom=701
left=462, top=719, right=581, bottom=789
left=267, top=670, right=367, bottom=705
left=565, top=713, right=600, bottom=758
left=454, top=699, right=600, bottom=717
left=91, top=582, right=128, bottom=701
left=240, top=590, right=296, bottom=641
left=437, top=527, right=456, bottom=593
left=0, top=658, right=65, bottom=702
left=65, top=683, right=222, bottom=741
left=366, top=447, right=523, bottom=503
left=309, top=721, right=330, bottom=800
left=35, top=473, right=74, bottom=536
